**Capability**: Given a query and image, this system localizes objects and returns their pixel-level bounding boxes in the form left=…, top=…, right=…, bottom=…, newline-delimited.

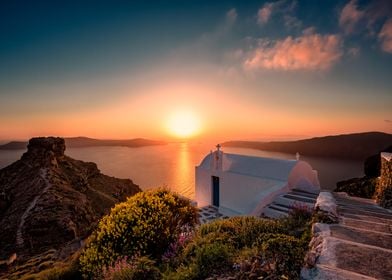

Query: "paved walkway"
left=302, top=192, right=392, bottom=280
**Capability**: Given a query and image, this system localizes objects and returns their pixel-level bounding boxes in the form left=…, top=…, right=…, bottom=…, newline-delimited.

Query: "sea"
left=0, top=142, right=364, bottom=199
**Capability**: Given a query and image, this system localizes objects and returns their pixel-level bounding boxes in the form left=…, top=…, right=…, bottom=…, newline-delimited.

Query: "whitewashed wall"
left=196, top=167, right=288, bottom=215
left=288, top=161, right=320, bottom=193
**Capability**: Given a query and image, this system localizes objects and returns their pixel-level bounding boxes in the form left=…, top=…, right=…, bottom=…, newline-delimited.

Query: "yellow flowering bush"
left=79, top=189, right=198, bottom=278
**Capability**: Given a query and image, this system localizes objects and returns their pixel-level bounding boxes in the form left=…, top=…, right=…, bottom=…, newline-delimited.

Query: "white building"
left=195, top=145, right=320, bottom=216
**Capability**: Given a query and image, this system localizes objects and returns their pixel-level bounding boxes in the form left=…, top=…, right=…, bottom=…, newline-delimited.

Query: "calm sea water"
left=0, top=143, right=364, bottom=198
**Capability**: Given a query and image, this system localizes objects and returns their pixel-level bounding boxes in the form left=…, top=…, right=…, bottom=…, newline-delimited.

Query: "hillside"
left=223, top=132, right=392, bottom=160
left=0, top=137, right=165, bottom=150
left=0, top=137, right=141, bottom=277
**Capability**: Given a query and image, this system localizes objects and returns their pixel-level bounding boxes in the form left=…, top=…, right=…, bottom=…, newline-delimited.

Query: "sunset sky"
left=1, top=0, right=391, bottom=141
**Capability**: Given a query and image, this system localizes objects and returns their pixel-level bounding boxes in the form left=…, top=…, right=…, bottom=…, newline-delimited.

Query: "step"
left=269, top=203, right=290, bottom=212
left=285, top=193, right=317, bottom=203
left=275, top=195, right=315, bottom=209
left=291, top=189, right=319, bottom=198
left=263, top=206, right=289, bottom=219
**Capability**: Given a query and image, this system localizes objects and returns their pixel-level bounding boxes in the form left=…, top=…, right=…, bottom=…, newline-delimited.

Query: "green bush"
left=199, top=216, right=286, bottom=248
left=193, top=242, right=232, bottom=278
left=335, top=177, right=377, bottom=198
left=79, top=189, right=198, bottom=278
left=163, top=264, right=199, bottom=280
left=166, top=214, right=312, bottom=279
left=261, top=234, right=308, bottom=279
left=164, top=242, right=232, bottom=280
left=21, top=259, right=83, bottom=280
left=103, top=256, right=161, bottom=280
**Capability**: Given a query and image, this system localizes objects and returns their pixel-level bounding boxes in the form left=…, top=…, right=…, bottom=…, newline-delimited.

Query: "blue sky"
left=0, top=0, right=391, bottom=140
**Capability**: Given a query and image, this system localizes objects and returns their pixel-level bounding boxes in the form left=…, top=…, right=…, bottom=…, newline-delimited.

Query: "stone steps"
left=262, top=205, right=289, bottom=219
left=302, top=192, right=392, bottom=280
left=262, top=190, right=318, bottom=219
left=291, top=188, right=319, bottom=199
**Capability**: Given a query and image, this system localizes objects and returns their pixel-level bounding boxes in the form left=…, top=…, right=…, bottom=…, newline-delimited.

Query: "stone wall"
left=375, top=153, right=392, bottom=209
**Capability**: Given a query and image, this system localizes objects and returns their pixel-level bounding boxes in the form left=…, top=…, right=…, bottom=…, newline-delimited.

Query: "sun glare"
left=166, top=110, right=201, bottom=138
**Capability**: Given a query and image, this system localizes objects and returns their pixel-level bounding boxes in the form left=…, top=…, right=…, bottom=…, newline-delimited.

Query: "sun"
left=166, top=110, right=201, bottom=138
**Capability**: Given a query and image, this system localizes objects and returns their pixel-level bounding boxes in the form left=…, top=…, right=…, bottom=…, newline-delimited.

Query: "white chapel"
left=195, top=145, right=320, bottom=217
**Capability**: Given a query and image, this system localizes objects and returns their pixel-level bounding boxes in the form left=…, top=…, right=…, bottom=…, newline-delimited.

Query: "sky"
left=0, top=0, right=391, bottom=141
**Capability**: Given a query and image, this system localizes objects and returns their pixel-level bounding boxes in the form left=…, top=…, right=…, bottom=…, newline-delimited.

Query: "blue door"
left=212, top=176, right=219, bottom=207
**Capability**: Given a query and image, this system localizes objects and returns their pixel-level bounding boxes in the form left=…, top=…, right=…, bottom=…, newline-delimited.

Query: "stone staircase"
left=262, top=189, right=319, bottom=219
left=302, top=192, right=392, bottom=280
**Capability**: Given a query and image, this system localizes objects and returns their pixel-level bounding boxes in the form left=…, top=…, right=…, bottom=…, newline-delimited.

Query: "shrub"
left=335, top=177, right=377, bottom=198
left=162, top=229, right=193, bottom=267
left=199, top=216, right=286, bottom=248
left=167, top=215, right=312, bottom=279
left=261, top=234, right=307, bottom=279
left=163, top=264, right=199, bottom=280
left=167, top=242, right=232, bottom=280
left=23, top=260, right=83, bottom=280
left=193, top=242, right=232, bottom=278
left=79, top=189, right=198, bottom=278
left=281, top=202, right=314, bottom=238
left=102, top=256, right=161, bottom=280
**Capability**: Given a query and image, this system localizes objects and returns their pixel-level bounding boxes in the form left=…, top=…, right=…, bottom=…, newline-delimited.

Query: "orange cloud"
left=379, top=19, right=392, bottom=53
left=244, top=29, right=343, bottom=71
left=339, top=0, right=364, bottom=34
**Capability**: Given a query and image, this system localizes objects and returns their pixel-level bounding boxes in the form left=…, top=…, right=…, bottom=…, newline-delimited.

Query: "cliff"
left=0, top=137, right=165, bottom=150
left=0, top=137, right=141, bottom=265
left=223, top=132, right=392, bottom=160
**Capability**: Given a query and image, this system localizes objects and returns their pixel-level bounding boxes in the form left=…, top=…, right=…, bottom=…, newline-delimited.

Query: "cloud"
left=257, top=3, right=274, bottom=24
left=379, top=19, right=392, bottom=53
left=257, top=0, right=298, bottom=26
left=338, top=0, right=392, bottom=36
left=284, top=15, right=302, bottom=30
left=226, top=8, right=237, bottom=24
left=347, top=47, right=360, bottom=57
left=339, top=0, right=364, bottom=34
left=365, top=0, right=392, bottom=35
left=243, top=29, right=343, bottom=71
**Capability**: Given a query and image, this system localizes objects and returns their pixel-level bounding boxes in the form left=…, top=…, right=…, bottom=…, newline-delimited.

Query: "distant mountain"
left=223, top=132, right=392, bottom=160
left=0, top=137, right=165, bottom=150
left=0, top=137, right=141, bottom=276
left=0, top=141, right=26, bottom=150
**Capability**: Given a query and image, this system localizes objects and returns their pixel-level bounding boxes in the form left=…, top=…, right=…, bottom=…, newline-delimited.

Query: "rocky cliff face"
left=335, top=146, right=392, bottom=199
left=375, top=154, right=392, bottom=209
left=0, top=137, right=141, bottom=263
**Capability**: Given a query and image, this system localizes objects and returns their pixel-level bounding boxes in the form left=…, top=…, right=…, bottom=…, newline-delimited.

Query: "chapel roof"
left=198, top=152, right=298, bottom=181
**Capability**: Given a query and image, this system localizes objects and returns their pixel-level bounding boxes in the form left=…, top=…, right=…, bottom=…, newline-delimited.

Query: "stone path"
left=16, top=168, right=51, bottom=248
left=198, top=205, right=228, bottom=224
left=302, top=192, right=392, bottom=280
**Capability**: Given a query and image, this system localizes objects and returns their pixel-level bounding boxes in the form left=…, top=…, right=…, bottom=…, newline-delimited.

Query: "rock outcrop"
left=0, top=137, right=141, bottom=264
left=335, top=146, right=392, bottom=200
left=375, top=153, right=392, bottom=208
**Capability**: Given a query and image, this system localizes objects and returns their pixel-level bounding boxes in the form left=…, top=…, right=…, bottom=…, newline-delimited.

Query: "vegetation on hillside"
left=79, top=189, right=198, bottom=278
left=23, top=189, right=313, bottom=279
